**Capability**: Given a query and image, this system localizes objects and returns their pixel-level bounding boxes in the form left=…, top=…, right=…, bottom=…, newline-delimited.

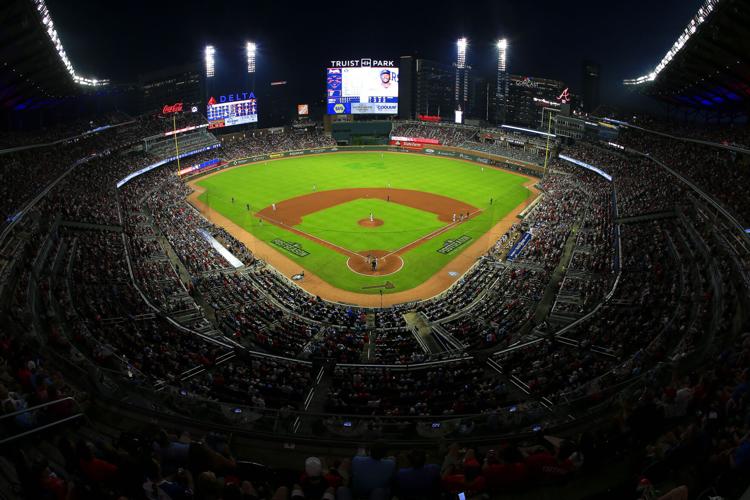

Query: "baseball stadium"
left=1, top=0, right=750, bottom=499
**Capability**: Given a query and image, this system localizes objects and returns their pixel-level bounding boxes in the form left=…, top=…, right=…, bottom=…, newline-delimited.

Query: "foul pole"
left=542, top=111, right=553, bottom=178
left=173, top=114, right=181, bottom=175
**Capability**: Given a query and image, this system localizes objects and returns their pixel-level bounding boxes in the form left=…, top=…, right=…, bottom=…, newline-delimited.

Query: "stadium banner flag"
left=506, top=232, right=533, bottom=261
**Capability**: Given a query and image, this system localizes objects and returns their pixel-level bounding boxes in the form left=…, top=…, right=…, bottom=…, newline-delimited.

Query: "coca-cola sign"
left=162, top=102, right=183, bottom=114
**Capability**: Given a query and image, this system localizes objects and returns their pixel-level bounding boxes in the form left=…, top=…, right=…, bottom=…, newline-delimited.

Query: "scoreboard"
left=207, top=92, right=258, bottom=129
left=327, top=61, right=398, bottom=115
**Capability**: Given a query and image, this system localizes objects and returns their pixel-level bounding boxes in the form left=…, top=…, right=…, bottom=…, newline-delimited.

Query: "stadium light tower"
left=455, top=37, right=470, bottom=114
left=456, top=37, right=467, bottom=69
left=497, top=39, right=508, bottom=72
left=246, top=42, right=256, bottom=73
left=495, top=38, right=509, bottom=123
left=205, top=45, right=215, bottom=78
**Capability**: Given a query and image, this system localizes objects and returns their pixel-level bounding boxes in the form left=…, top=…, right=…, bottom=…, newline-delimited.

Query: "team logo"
left=333, top=103, right=346, bottom=114
left=556, top=87, right=571, bottom=104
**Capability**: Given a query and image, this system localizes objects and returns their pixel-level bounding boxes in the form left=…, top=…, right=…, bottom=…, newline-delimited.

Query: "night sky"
left=47, top=0, right=704, bottom=108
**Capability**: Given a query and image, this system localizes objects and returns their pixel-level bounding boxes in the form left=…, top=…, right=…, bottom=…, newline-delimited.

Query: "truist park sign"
left=329, top=58, right=395, bottom=68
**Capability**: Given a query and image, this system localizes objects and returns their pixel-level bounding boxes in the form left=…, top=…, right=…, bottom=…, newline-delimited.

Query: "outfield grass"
left=296, top=199, right=445, bottom=252
left=195, top=152, right=530, bottom=294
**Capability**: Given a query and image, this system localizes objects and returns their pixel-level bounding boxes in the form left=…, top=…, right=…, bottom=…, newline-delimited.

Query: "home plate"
left=448, top=271, right=459, bottom=277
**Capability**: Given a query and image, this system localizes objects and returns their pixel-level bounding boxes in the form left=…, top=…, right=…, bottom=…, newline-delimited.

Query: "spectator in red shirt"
left=523, top=439, right=579, bottom=484
left=441, top=448, right=487, bottom=498
left=31, top=459, right=73, bottom=500
left=482, top=446, right=529, bottom=492
left=76, top=440, right=118, bottom=483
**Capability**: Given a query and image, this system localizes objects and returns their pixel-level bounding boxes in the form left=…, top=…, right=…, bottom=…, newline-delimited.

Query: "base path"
left=255, top=187, right=477, bottom=225
left=255, top=187, right=481, bottom=277
left=187, top=160, right=540, bottom=307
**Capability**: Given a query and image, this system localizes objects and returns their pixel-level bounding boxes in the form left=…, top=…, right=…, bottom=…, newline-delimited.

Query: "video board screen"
left=207, top=92, right=258, bottom=129
left=327, top=64, right=398, bottom=115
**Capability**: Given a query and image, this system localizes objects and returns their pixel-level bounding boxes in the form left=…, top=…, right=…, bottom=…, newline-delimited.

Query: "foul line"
left=259, top=207, right=485, bottom=262
left=382, top=208, right=485, bottom=259
left=257, top=213, right=360, bottom=258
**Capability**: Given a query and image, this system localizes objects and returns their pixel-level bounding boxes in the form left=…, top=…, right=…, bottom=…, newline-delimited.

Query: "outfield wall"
left=183, top=144, right=544, bottom=181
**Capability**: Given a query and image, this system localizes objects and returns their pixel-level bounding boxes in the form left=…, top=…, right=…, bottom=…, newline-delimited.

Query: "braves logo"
left=556, top=88, right=571, bottom=104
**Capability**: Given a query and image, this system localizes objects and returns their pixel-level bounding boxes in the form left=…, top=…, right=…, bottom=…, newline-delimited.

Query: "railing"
left=0, top=397, right=86, bottom=445
left=622, top=122, right=750, bottom=156
left=612, top=133, right=750, bottom=248
left=0, top=119, right=135, bottom=155
left=97, top=374, right=630, bottom=445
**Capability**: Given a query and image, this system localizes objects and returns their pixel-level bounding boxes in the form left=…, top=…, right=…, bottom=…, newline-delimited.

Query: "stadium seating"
left=1, top=113, right=748, bottom=499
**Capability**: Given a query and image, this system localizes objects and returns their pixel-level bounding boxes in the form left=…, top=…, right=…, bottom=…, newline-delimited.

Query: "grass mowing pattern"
left=196, top=152, right=530, bottom=294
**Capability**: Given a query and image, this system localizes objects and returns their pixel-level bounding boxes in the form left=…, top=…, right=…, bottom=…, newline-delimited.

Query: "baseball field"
left=189, top=152, right=535, bottom=301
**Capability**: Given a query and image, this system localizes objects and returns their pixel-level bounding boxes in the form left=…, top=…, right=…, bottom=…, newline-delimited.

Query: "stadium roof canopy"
left=623, top=0, right=750, bottom=113
left=0, top=0, right=107, bottom=111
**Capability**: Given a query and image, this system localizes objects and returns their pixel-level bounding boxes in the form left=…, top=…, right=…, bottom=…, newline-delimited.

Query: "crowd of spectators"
left=1, top=114, right=749, bottom=498
left=57, top=228, right=230, bottom=384
left=619, top=126, right=750, bottom=224
left=555, top=141, right=682, bottom=218
left=183, top=356, right=313, bottom=410
left=459, top=140, right=544, bottom=165
left=0, top=111, right=132, bottom=149
left=372, top=328, right=426, bottom=364
left=0, top=336, right=79, bottom=435
left=627, top=114, right=750, bottom=149
left=390, top=122, right=477, bottom=145
left=325, top=360, right=506, bottom=416
left=218, top=129, right=335, bottom=159
left=391, top=121, right=548, bottom=165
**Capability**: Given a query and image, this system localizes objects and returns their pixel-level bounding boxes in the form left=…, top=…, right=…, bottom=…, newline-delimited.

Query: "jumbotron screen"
left=207, top=92, right=258, bottom=129
left=327, top=61, right=398, bottom=115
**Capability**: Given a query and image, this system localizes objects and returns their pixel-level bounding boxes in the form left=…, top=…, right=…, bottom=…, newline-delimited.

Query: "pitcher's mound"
left=347, top=250, right=403, bottom=276
left=358, top=218, right=384, bottom=227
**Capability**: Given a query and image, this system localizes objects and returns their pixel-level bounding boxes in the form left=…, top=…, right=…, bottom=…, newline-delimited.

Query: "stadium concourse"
left=0, top=107, right=749, bottom=500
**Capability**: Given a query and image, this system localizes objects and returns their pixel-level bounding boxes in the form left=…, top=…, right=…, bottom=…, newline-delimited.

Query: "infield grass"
left=296, top=199, right=445, bottom=252
left=195, top=152, right=531, bottom=294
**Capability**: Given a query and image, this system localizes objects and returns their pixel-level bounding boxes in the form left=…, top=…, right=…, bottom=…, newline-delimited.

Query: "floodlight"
left=624, top=0, right=720, bottom=85
left=456, top=38, right=467, bottom=69
left=497, top=38, right=508, bottom=72
left=205, top=45, right=215, bottom=78
left=246, top=42, right=256, bottom=73
left=32, top=0, right=108, bottom=86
